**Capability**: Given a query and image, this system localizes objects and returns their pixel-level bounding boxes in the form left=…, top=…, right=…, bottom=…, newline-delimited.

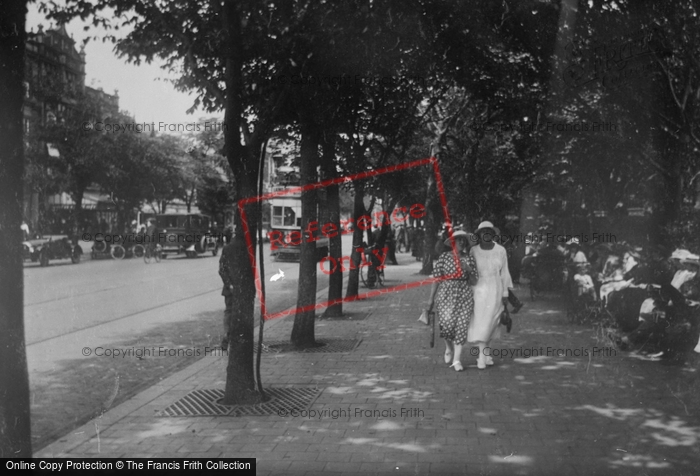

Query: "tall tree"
left=320, top=134, right=343, bottom=318
left=290, top=128, right=320, bottom=348
left=539, top=0, right=700, bottom=244
left=0, top=0, right=32, bottom=457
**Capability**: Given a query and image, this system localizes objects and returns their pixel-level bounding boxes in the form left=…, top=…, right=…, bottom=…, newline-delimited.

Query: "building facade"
left=23, top=23, right=119, bottom=235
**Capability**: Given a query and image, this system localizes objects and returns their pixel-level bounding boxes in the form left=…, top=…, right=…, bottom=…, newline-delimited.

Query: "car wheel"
left=71, top=252, right=81, bottom=264
left=39, top=250, right=49, bottom=267
left=133, top=244, right=145, bottom=258
left=212, top=244, right=219, bottom=256
left=111, top=245, right=126, bottom=260
left=93, top=240, right=107, bottom=252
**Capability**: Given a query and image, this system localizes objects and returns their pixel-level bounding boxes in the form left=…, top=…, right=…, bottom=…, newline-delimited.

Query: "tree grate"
left=156, top=387, right=322, bottom=417
left=255, top=338, right=362, bottom=354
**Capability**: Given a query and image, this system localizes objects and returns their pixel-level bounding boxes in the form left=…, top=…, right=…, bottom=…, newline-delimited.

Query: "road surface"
left=23, top=237, right=354, bottom=375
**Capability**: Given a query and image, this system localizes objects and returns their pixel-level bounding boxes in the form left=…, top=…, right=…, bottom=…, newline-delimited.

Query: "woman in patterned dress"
left=427, top=230, right=478, bottom=371
left=468, top=221, right=514, bottom=369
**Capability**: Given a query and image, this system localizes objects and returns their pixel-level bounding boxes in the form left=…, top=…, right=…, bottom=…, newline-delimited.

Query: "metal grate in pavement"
left=256, top=338, right=361, bottom=354
left=157, top=387, right=322, bottom=417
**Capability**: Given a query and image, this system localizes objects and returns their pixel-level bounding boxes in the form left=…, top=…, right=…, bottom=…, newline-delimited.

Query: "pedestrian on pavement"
left=406, top=224, right=414, bottom=253
left=21, top=220, right=30, bottom=241
left=396, top=223, right=408, bottom=252
left=468, top=221, right=514, bottom=369
left=427, top=230, right=478, bottom=372
left=218, top=240, right=237, bottom=350
left=412, top=226, right=424, bottom=261
left=385, top=231, right=398, bottom=265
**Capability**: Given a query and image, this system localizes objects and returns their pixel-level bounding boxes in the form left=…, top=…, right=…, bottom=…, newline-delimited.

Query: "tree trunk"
left=346, top=185, right=366, bottom=298
left=465, top=139, right=480, bottom=226
left=291, top=129, right=319, bottom=348
left=0, top=0, right=32, bottom=457
left=221, top=0, right=261, bottom=405
left=420, top=176, right=438, bottom=275
left=186, top=189, right=193, bottom=213
left=321, top=135, right=343, bottom=317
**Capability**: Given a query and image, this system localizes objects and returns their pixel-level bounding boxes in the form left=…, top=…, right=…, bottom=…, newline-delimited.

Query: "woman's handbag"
left=500, top=307, right=513, bottom=333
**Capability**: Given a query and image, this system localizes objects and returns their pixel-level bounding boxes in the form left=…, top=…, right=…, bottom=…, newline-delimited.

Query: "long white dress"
left=467, top=243, right=512, bottom=343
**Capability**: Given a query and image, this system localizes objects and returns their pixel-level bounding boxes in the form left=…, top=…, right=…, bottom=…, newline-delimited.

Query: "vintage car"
left=22, top=235, right=83, bottom=267
left=155, top=213, right=220, bottom=258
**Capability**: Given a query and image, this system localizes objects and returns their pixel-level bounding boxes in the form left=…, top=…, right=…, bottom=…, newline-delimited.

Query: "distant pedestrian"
left=412, top=227, right=424, bottom=261
left=21, top=221, right=30, bottom=241
left=370, top=225, right=381, bottom=247
left=468, top=221, right=514, bottom=369
left=396, top=224, right=408, bottom=252
left=386, top=230, right=398, bottom=265
left=426, top=230, right=478, bottom=372
left=145, top=219, right=158, bottom=252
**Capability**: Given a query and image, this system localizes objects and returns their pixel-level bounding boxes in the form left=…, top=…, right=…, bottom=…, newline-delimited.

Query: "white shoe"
left=476, top=357, right=486, bottom=370
left=444, top=351, right=453, bottom=365
left=484, top=355, right=494, bottom=366
left=450, top=361, right=464, bottom=372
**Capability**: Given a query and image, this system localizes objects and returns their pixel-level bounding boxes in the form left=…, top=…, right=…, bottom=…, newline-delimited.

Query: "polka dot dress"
left=432, top=251, right=477, bottom=345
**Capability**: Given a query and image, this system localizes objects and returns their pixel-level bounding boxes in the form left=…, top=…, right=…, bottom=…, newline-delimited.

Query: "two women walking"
left=427, top=221, right=515, bottom=371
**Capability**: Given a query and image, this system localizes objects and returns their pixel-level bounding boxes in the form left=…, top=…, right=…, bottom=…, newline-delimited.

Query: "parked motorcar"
left=155, top=213, right=220, bottom=258
left=22, top=235, right=83, bottom=267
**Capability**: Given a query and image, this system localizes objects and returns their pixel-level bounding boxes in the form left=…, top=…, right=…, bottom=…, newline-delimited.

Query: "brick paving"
left=36, top=257, right=700, bottom=475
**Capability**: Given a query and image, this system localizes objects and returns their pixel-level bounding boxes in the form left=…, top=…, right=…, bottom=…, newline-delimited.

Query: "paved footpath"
left=37, top=256, right=700, bottom=475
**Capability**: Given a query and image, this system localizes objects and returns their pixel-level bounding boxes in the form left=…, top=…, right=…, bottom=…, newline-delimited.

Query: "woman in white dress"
left=468, top=221, right=513, bottom=369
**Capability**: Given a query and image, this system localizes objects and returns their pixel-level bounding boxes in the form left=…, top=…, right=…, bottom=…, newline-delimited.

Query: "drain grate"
left=157, top=387, right=322, bottom=417
left=256, top=338, right=361, bottom=354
